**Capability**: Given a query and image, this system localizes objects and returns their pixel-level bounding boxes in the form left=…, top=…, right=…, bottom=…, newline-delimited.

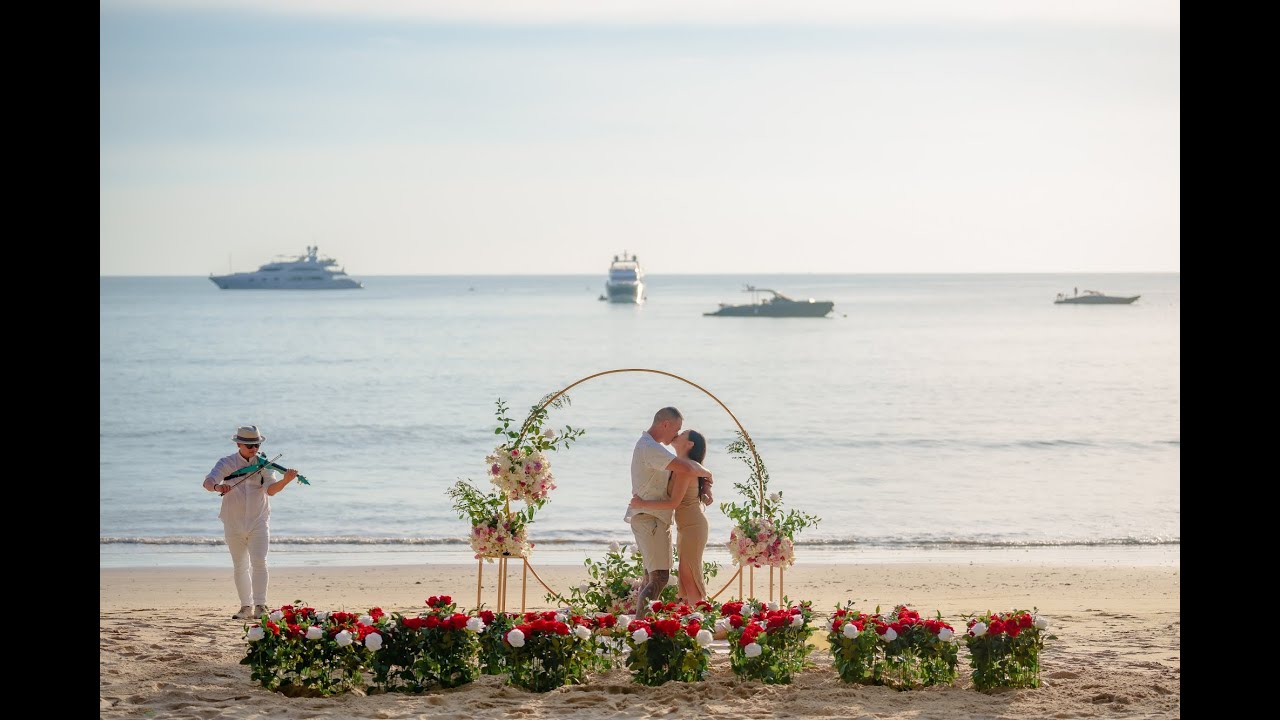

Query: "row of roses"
left=241, top=597, right=1051, bottom=695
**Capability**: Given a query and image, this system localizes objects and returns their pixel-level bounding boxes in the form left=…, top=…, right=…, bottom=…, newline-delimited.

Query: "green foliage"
left=963, top=608, right=1056, bottom=691
left=546, top=543, right=719, bottom=615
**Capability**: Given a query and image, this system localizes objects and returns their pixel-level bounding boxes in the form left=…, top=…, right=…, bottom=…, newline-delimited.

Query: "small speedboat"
left=705, top=285, right=834, bottom=317
left=1054, top=290, right=1139, bottom=305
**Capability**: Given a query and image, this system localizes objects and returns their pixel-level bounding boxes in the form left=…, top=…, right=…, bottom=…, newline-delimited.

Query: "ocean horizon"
left=101, top=272, right=1179, bottom=570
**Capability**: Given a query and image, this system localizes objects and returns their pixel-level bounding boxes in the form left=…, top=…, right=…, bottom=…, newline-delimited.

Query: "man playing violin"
left=203, top=425, right=299, bottom=620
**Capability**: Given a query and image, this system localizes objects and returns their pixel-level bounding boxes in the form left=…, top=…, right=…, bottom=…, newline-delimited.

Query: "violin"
left=218, top=452, right=311, bottom=494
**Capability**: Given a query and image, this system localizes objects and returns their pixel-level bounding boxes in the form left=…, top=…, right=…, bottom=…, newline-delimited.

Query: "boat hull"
left=1054, top=295, right=1139, bottom=304
left=209, top=275, right=363, bottom=290
left=705, top=300, right=834, bottom=317
left=605, top=281, right=644, bottom=303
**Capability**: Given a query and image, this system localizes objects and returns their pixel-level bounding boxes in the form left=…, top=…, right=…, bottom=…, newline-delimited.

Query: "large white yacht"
left=209, top=246, right=363, bottom=290
left=604, top=252, right=644, bottom=303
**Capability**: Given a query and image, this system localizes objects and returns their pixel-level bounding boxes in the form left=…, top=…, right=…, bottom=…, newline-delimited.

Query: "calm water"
left=100, top=273, right=1179, bottom=569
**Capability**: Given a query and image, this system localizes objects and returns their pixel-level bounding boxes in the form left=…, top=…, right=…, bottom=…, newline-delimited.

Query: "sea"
left=100, top=273, right=1179, bottom=570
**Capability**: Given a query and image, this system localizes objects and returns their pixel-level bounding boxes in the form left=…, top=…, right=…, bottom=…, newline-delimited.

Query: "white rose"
left=1034, top=615, right=1050, bottom=630
left=358, top=614, right=374, bottom=626
left=768, top=492, right=780, bottom=503
left=555, top=613, right=568, bottom=624
left=574, top=625, right=592, bottom=640
left=246, top=626, right=265, bottom=642
left=365, top=632, right=383, bottom=651
left=506, top=628, right=526, bottom=648
left=579, top=584, right=590, bottom=593
left=315, top=611, right=329, bottom=622
left=269, top=610, right=284, bottom=623
left=970, top=622, right=988, bottom=637
left=744, top=642, right=763, bottom=658
left=715, top=618, right=730, bottom=632
left=306, top=626, right=323, bottom=641
left=689, top=612, right=704, bottom=622
left=879, top=627, right=898, bottom=643
left=696, top=629, right=714, bottom=647
left=543, top=428, right=556, bottom=439
left=937, top=628, right=954, bottom=642
left=619, top=615, right=633, bottom=627
left=608, top=541, right=621, bottom=552
left=335, top=630, right=353, bottom=647
left=632, top=628, right=649, bottom=644
left=466, top=617, right=486, bottom=633
left=790, top=614, right=804, bottom=628
left=842, top=623, right=860, bottom=639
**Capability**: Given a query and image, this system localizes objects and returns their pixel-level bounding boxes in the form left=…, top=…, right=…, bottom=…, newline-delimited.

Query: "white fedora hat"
left=231, top=425, right=266, bottom=444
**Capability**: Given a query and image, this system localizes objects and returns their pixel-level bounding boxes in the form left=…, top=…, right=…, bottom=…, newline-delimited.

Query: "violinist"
left=203, top=425, right=299, bottom=621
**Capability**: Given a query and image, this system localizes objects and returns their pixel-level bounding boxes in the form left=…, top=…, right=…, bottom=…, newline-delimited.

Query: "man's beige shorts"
left=630, top=514, right=672, bottom=572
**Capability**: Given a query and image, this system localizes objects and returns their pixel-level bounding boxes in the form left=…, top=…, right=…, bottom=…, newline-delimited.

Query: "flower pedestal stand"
left=474, top=555, right=555, bottom=613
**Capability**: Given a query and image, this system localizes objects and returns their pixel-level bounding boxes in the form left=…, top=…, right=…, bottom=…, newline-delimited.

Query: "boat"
left=605, top=252, right=645, bottom=303
left=704, top=285, right=835, bottom=317
left=209, top=246, right=363, bottom=290
left=1054, top=289, right=1139, bottom=305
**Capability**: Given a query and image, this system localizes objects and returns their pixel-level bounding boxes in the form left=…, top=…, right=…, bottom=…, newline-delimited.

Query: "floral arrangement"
left=501, top=610, right=596, bottom=692
left=447, top=479, right=535, bottom=560
left=240, top=601, right=388, bottom=696
left=367, top=595, right=485, bottom=692
left=719, top=432, right=819, bottom=568
left=963, top=609, right=1055, bottom=690
left=484, top=397, right=585, bottom=508
left=827, top=603, right=958, bottom=690
left=449, top=396, right=585, bottom=560
left=622, top=602, right=717, bottom=685
left=546, top=542, right=719, bottom=617
left=718, top=598, right=816, bottom=684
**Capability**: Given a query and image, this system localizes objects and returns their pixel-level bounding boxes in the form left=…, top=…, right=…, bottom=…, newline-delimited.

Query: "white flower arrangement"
left=485, top=446, right=557, bottom=504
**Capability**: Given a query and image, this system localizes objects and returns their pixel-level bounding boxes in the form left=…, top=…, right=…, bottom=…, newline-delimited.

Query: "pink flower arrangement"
left=467, top=517, right=532, bottom=560
left=485, top=446, right=557, bottom=504
left=727, top=517, right=796, bottom=568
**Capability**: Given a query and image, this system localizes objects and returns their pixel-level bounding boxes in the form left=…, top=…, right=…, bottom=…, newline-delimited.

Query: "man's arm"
left=666, top=456, right=711, bottom=483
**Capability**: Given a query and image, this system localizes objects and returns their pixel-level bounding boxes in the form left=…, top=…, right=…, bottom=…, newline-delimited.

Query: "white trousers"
left=224, top=520, right=270, bottom=606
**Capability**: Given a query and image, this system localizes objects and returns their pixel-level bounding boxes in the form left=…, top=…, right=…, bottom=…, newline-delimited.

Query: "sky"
left=100, top=0, right=1180, bottom=276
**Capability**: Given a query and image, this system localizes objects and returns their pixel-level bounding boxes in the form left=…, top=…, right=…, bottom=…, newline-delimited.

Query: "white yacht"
left=209, top=246, right=363, bottom=290
left=604, top=252, right=644, bottom=303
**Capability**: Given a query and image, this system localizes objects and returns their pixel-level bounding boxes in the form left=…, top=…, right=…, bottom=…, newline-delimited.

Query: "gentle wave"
left=101, top=535, right=1179, bottom=548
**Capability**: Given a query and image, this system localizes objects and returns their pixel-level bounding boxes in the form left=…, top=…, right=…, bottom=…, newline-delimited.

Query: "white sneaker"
left=232, top=605, right=254, bottom=620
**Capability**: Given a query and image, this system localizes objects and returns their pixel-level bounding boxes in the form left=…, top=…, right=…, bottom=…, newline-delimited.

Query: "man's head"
left=232, top=425, right=265, bottom=457
left=648, top=407, right=683, bottom=445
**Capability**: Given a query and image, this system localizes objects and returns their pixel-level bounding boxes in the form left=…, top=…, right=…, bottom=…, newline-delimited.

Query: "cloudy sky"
left=100, top=1, right=1179, bottom=276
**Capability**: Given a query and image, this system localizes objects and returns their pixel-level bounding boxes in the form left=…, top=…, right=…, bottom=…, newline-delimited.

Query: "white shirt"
left=624, top=432, right=676, bottom=525
left=205, top=452, right=281, bottom=532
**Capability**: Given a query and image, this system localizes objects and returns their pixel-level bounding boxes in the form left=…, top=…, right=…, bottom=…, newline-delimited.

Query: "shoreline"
left=100, top=541, right=1180, bottom=570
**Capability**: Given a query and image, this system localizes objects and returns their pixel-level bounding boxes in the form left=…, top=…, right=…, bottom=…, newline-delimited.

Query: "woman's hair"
left=686, top=430, right=707, bottom=464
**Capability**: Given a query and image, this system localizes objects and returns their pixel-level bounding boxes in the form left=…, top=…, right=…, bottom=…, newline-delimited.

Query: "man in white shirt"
left=625, top=407, right=714, bottom=615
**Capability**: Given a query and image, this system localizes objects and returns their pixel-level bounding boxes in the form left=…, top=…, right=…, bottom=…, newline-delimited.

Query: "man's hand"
left=629, top=494, right=644, bottom=508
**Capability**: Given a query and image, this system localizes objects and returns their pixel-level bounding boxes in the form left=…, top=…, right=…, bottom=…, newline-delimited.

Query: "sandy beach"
left=100, top=561, right=1179, bottom=718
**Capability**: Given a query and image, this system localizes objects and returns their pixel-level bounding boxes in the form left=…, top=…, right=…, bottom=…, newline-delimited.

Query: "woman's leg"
left=677, top=515, right=709, bottom=604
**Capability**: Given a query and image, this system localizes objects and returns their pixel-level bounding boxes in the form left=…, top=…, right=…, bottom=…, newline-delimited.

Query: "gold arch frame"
left=475, top=368, right=785, bottom=613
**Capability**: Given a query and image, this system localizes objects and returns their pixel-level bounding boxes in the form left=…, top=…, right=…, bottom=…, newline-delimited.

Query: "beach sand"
left=100, top=562, right=1179, bottom=719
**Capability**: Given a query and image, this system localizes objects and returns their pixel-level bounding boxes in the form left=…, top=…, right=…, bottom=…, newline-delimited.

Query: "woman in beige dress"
left=628, top=430, right=713, bottom=604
